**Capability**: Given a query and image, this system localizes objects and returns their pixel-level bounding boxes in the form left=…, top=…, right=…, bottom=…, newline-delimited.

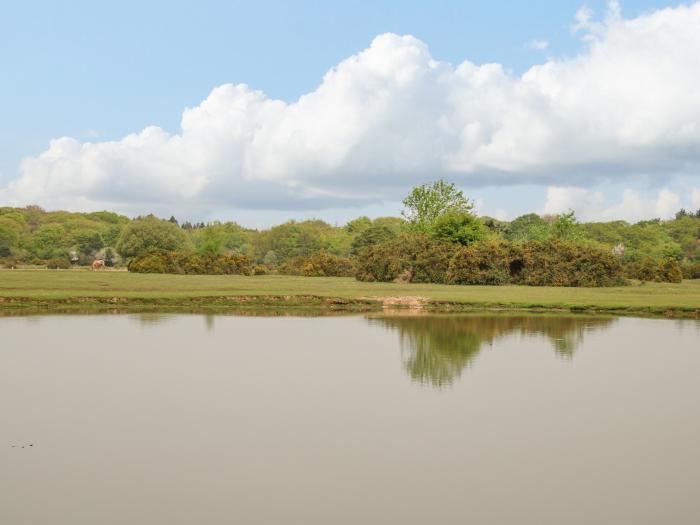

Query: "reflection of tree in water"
left=369, top=315, right=616, bottom=388
left=130, top=313, right=174, bottom=327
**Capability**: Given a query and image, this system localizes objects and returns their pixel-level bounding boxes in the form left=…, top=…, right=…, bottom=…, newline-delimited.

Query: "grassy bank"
left=1, top=269, right=699, bottom=317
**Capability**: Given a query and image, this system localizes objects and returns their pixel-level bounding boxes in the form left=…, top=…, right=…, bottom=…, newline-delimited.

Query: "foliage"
left=128, top=250, right=252, bottom=275
left=624, top=257, right=684, bottom=283
left=401, top=180, right=473, bottom=232
left=355, top=233, right=454, bottom=284
left=104, top=248, right=117, bottom=267
left=351, top=225, right=398, bottom=254
left=680, top=260, right=700, bottom=279
left=116, top=215, right=191, bottom=259
left=517, top=240, right=625, bottom=287
left=0, top=219, right=20, bottom=256
left=253, top=220, right=353, bottom=262
left=74, top=229, right=104, bottom=255
left=0, top=185, right=697, bottom=280
left=45, top=257, right=71, bottom=269
left=27, top=224, right=71, bottom=259
left=430, top=211, right=486, bottom=246
left=357, top=236, right=625, bottom=287
left=447, top=240, right=515, bottom=285
left=658, top=258, right=683, bottom=283
left=344, top=216, right=372, bottom=234
left=279, top=250, right=355, bottom=277
left=191, top=222, right=252, bottom=256
left=551, top=211, right=584, bottom=241
left=505, top=213, right=550, bottom=241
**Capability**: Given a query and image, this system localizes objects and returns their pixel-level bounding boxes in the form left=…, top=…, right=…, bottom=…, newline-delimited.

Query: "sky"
left=2, top=0, right=700, bottom=226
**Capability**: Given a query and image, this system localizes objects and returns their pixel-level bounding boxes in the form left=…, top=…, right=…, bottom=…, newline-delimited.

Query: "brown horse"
left=91, top=260, right=105, bottom=270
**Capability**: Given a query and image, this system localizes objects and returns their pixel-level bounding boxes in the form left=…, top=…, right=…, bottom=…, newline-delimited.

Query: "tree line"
left=1, top=181, right=698, bottom=285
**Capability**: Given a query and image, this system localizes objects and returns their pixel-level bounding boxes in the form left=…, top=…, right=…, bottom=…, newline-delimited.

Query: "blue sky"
left=2, top=0, right=699, bottom=225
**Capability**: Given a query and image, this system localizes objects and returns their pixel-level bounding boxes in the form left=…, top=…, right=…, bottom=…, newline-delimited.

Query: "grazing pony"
left=91, top=260, right=105, bottom=270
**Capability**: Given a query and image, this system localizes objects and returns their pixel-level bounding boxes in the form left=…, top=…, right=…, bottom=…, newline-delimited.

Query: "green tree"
left=401, top=180, right=473, bottom=232
left=73, top=229, right=104, bottom=256
left=252, top=220, right=348, bottom=262
left=344, top=216, right=372, bottom=234
left=196, top=227, right=226, bottom=255
left=350, top=225, right=397, bottom=254
left=116, top=215, right=191, bottom=259
left=27, top=223, right=71, bottom=259
left=551, top=211, right=584, bottom=241
left=263, top=250, right=278, bottom=265
left=505, top=213, right=550, bottom=241
left=0, top=219, right=21, bottom=257
left=430, top=211, right=486, bottom=246
left=192, top=222, right=251, bottom=256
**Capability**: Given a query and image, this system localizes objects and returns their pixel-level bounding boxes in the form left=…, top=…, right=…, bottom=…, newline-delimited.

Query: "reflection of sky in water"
left=2, top=313, right=700, bottom=524
left=8, top=311, right=699, bottom=391
left=51, top=312, right=700, bottom=389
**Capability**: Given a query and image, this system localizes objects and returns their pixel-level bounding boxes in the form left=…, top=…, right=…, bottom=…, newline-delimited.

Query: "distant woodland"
left=1, top=181, right=699, bottom=286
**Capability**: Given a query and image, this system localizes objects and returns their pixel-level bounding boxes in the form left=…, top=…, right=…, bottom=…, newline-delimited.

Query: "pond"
left=1, top=313, right=699, bottom=524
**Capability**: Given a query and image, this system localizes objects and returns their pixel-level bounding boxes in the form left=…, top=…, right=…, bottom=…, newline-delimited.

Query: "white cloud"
left=2, top=1, right=700, bottom=216
left=692, top=189, right=700, bottom=210
left=529, top=39, right=549, bottom=50
left=541, top=186, right=695, bottom=222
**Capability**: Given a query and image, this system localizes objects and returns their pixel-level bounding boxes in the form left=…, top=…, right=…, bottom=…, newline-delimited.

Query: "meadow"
left=1, top=269, right=699, bottom=316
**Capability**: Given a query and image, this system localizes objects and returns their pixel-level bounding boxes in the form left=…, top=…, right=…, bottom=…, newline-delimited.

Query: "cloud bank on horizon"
left=2, top=1, right=700, bottom=221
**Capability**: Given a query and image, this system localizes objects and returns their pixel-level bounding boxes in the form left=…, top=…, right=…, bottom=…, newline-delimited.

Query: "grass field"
left=1, top=269, right=699, bottom=316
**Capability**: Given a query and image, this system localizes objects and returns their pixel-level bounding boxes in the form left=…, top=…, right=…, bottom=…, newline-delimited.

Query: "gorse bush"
left=447, top=240, right=516, bottom=285
left=355, top=233, right=454, bottom=284
left=128, top=250, right=251, bottom=275
left=430, top=211, right=486, bottom=246
left=516, top=240, right=625, bottom=287
left=279, top=250, right=355, bottom=277
left=624, top=257, right=683, bottom=283
left=356, top=237, right=625, bottom=287
left=45, top=257, right=71, bottom=269
left=680, top=260, right=700, bottom=279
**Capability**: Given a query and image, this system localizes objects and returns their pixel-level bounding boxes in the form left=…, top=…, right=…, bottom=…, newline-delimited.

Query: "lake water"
left=1, top=313, right=699, bottom=524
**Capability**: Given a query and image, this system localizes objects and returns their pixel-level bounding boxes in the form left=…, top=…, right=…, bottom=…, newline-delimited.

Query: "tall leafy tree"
left=116, top=215, right=191, bottom=259
left=401, top=180, right=473, bottom=232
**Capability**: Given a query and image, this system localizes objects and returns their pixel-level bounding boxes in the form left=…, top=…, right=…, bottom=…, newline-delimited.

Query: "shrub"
left=0, top=257, right=18, bottom=269
left=624, top=258, right=659, bottom=282
left=447, top=240, right=518, bottom=285
left=658, top=258, right=683, bottom=283
left=681, top=260, right=700, bottom=279
left=46, top=257, right=71, bottom=269
left=519, top=240, right=624, bottom=287
left=128, top=250, right=252, bottom=275
left=279, top=250, right=355, bottom=277
left=625, top=257, right=683, bottom=283
left=253, top=264, right=270, bottom=275
left=355, top=233, right=454, bottom=283
left=127, top=251, right=178, bottom=273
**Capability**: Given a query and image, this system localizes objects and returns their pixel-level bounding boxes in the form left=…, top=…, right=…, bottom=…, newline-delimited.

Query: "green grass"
left=1, top=269, right=699, bottom=316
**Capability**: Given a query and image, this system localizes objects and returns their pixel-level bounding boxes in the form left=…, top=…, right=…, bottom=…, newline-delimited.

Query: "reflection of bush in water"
left=370, top=316, right=615, bottom=387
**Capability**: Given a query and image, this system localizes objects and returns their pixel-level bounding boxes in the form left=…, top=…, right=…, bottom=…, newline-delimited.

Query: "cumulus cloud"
left=529, top=39, right=549, bottom=50
left=542, top=185, right=695, bottom=222
left=693, top=189, right=700, bottom=209
left=2, top=1, right=700, bottom=216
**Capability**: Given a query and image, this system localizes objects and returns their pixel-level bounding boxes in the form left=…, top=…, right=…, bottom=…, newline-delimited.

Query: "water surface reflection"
left=2, top=313, right=700, bottom=525
left=370, top=315, right=616, bottom=387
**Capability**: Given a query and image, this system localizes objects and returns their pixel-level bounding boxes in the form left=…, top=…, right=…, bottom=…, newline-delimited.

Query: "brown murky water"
left=1, top=313, right=699, bottom=524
